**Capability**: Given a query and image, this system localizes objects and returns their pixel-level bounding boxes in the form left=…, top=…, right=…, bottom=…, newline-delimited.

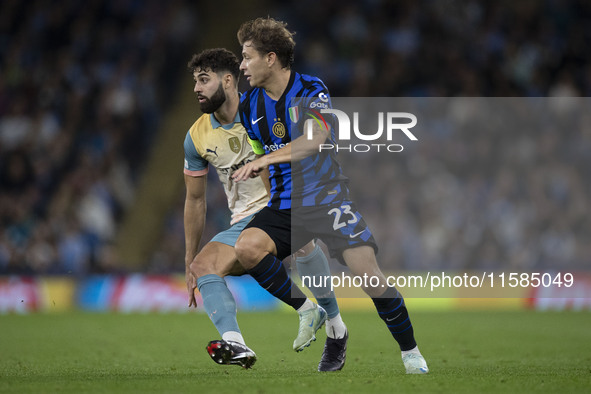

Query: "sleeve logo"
left=289, top=106, right=300, bottom=123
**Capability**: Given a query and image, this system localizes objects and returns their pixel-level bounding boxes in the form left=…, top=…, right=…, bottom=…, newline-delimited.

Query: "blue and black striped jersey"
left=239, top=71, right=349, bottom=209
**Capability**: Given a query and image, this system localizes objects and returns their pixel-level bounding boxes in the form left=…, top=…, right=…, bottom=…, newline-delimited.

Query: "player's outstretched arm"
left=183, top=174, right=207, bottom=307
left=232, top=120, right=330, bottom=182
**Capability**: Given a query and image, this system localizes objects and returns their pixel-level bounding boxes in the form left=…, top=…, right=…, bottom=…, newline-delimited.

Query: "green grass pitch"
left=1, top=310, right=590, bottom=393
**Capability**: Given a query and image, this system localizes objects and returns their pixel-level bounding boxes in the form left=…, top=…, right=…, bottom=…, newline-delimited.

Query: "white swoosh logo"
left=349, top=230, right=365, bottom=239
left=386, top=313, right=402, bottom=322
left=251, top=116, right=264, bottom=125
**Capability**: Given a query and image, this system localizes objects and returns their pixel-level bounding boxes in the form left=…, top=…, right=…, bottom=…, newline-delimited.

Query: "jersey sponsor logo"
left=251, top=115, right=264, bottom=125
left=206, top=147, right=218, bottom=157
left=228, top=136, right=241, bottom=153
left=310, top=101, right=329, bottom=109
left=184, top=158, right=189, bottom=169
left=264, top=142, right=288, bottom=152
left=272, top=120, right=286, bottom=138
left=309, top=92, right=330, bottom=109
left=217, top=157, right=254, bottom=175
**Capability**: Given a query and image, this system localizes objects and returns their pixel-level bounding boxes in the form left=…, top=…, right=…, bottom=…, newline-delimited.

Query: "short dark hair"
left=237, top=17, right=295, bottom=69
left=187, top=48, right=240, bottom=82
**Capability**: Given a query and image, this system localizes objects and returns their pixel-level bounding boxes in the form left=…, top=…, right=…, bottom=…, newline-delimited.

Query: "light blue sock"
left=197, top=274, right=240, bottom=336
left=296, top=244, right=340, bottom=319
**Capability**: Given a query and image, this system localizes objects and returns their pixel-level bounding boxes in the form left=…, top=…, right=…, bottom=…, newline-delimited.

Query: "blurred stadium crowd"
left=279, top=0, right=590, bottom=97
left=1, top=0, right=590, bottom=275
left=0, top=0, right=195, bottom=274
left=339, top=97, right=591, bottom=273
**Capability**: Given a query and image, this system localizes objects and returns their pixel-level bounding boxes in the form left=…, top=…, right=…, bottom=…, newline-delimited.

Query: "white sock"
left=222, top=331, right=245, bottom=345
left=325, top=313, right=347, bottom=339
left=401, top=346, right=421, bottom=357
left=296, top=299, right=315, bottom=313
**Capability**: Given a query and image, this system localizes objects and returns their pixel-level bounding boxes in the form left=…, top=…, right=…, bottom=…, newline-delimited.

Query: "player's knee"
left=235, top=235, right=263, bottom=269
left=189, top=257, right=219, bottom=278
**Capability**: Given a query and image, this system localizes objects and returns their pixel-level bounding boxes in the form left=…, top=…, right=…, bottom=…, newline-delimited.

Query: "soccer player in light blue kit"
left=183, top=48, right=347, bottom=370
left=232, top=18, right=429, bottom=374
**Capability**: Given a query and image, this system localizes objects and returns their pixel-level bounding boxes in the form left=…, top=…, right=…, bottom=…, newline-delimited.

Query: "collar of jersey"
left=262, top=71, right=297, bottom=103
left=210, top=112, right=241, bottom=130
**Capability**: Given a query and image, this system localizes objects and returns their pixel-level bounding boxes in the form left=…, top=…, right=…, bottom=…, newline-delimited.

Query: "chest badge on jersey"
left=289, top=106, right=299, bottom=123
left=228, top=137, right=241, bottom=153
left=272, top=118, right=286, bottom=138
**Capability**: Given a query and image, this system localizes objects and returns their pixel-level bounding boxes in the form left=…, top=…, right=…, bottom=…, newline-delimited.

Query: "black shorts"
left=244, top=203, right=378, bottom=262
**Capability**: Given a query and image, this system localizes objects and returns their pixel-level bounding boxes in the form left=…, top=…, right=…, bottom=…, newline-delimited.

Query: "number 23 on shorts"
left=328, top=204, right=359, bottom=231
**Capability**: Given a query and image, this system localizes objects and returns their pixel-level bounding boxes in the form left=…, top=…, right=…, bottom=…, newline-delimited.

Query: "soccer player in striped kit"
left=232, top=18, right=429, bottom=374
